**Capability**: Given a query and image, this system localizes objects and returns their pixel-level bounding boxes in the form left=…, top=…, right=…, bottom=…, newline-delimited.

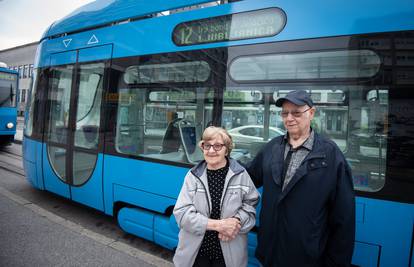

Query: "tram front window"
left=0, top=75, right=17, bottom=108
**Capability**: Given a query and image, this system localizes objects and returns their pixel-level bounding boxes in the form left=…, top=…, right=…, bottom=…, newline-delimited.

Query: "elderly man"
left=247, top=90, right=355, bottom=267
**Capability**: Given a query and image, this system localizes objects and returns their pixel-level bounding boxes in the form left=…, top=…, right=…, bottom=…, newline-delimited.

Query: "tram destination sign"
left=0, top=72, right=17, bottom=81
left=173, top=8, right=286, bottom=46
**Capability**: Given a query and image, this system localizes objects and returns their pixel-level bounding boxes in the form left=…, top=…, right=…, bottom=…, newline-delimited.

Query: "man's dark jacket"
left=247, top=132, right=355, bottom=267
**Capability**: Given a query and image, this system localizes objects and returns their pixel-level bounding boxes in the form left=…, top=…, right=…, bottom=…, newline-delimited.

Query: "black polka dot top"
left=197, top=160, right=229, bottom=261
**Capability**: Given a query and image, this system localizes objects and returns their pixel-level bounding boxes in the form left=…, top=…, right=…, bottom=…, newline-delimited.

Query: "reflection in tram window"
left=47, top=146, right=67, bottom=182
left=74, top=63, right=104, bottom=150
left=46, top=66, right=73, bottom=144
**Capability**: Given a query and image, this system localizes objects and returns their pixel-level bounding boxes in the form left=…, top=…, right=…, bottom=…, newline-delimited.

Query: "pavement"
left=0, top=186, right=170, bottom=267
left=4, top=116, right=174, bottom=266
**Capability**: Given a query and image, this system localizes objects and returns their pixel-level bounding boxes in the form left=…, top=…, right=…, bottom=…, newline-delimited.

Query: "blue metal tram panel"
left=36, top=0, right=414, bottom=68
left=0, top=108, right=17, bottom=136
left=118, top=206, right=155, bottom=242
left=154, top=213, right=179, bottom=250
left=104, top=155, right=188, bottom=251
left=22, top=138, right=43, bottom=189
left=78, top=45, right=112, bottom=63
left=103, top=155, right=187, bottom=215
left=50, top=50, right=77, bottom=66
left=70, top=154, right=105, bottom=212
left=45, top=0, right=220, bottom=38
left=353, top=197, right=414, bottom=266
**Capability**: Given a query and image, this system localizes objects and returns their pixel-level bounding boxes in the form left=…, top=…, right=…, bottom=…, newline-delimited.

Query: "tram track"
left=0, top=145, right=23, bottom=158
left=0, top=145, right=25, bottom=177
left=0, top=161, right=24, bottom=177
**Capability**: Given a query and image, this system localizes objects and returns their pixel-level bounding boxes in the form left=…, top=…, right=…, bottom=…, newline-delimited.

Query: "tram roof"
left=42, top=0, right=216, bottom=39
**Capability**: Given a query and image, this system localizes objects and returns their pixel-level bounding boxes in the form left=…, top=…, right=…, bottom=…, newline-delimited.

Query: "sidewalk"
left=0, top=186, right=171, bottom=267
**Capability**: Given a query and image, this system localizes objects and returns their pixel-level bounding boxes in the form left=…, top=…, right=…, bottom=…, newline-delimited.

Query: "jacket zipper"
left=220, top=171, right=240, bottom=219
left=195, top=176, right=211, bottom=216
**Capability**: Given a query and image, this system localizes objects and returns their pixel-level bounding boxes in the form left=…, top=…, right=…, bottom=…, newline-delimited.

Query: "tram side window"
left=46, top=66, right=73, bottom=144
left=25, top=68, right=39, bottom=136
left=228, top=48, right=386, bottom=192
left=74, top=63, right=104, bottom=150
left=114, top=59, right=214, bottom=164
left=347, top=88, right=388, bottom=192
left=280, top=87, right=387, bottom=192
left=25, top=68, right=47, bottom=138
left=223, top=89, right=285, bottom=159
left=115, top=87, right=212, bottom=164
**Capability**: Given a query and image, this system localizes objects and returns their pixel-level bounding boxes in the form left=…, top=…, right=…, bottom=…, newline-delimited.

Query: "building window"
left=18, top=66, right=23, bottom=79
left=29, top=64, right=34, bottom=78
left=21, top=89, right=26, bottom=103
left=23, top=65, right=29, bottom=78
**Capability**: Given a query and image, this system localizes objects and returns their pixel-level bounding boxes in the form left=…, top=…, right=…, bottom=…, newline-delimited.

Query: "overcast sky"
left=0, top=0, right=95, bottom=50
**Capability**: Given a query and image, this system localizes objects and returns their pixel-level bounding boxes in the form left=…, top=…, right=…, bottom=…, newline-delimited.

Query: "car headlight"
left=6, top=122, right=14, bottom=129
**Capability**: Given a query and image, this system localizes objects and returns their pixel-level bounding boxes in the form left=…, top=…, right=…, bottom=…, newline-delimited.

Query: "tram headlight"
left=6, top=122, right=14, bottom=129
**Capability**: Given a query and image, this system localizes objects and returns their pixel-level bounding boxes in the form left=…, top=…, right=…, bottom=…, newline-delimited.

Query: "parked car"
left=229, top=125, right=285, bottom=142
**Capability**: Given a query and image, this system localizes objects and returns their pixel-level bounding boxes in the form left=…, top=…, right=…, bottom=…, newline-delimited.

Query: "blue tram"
left=0, top=63, right=18, bottom=145
left=23, top=1, right=414, bottom=266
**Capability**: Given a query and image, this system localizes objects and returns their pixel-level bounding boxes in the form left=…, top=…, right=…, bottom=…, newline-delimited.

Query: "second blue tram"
left=23, top=0, right=414, bottom=266
left=0, top=63, right=18, bottom=145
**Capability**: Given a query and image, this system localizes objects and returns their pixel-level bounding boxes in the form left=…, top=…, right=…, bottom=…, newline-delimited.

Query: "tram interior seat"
left=82, top=125, right=98, bottom=143
left=160, top=118, right=182, bottom=154
left=144, top=118, right=188, bottom=163
left=179, top=121, right=203, bottom=164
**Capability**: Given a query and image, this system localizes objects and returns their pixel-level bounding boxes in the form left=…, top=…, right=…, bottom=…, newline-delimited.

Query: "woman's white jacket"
left=173, top=158, right=260, bottom=267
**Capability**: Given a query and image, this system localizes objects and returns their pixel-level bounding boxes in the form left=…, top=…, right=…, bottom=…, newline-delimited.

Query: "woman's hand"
left=218, top=217, right=241, bottom=239
left=207, top=217, right=241, bottom=241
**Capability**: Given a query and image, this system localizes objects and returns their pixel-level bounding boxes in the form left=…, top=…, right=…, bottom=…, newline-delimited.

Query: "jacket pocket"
left=194, top=189, right=209, bottom=215
left=222, top=189, right=243, bottom=218
left=307, top=159, right=328, bottom=170
left=304, top=215, right=324, bottom=262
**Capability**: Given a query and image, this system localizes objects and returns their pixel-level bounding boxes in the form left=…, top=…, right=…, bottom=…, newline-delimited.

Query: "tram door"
left=43, top=46, right=111, bottom=211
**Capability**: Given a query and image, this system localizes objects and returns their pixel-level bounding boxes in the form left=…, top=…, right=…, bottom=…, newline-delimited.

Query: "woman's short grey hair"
left=199, top=126, right=233, bottom=155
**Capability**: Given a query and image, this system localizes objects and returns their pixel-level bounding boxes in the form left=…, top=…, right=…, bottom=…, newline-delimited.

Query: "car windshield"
left=270, top=128, right=283, bottom=138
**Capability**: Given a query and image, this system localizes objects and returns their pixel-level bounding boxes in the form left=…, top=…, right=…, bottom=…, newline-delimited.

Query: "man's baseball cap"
left=275, top=90, right=314, bottom=107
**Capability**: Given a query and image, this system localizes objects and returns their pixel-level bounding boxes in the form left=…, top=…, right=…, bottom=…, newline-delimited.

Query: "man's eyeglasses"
left=201, top=143, right=225, bottom=151
left=281, top=107, right=312, bottom=118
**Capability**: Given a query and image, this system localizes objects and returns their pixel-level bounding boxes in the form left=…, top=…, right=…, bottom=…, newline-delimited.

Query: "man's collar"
left=283, top=128, right=314, bottom=150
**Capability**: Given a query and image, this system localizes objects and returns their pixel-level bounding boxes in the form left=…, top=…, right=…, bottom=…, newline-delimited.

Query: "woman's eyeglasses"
left=201, top=143, right=225, bottom=151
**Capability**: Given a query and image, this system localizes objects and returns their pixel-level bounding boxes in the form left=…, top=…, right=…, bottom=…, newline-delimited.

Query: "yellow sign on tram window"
left=0, top=72, right=17, bottom=81
left=173, top=8, right=286, bottom=46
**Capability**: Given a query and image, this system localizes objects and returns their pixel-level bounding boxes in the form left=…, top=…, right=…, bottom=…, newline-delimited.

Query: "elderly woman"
left=173, top=126, right=259, bottom=267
